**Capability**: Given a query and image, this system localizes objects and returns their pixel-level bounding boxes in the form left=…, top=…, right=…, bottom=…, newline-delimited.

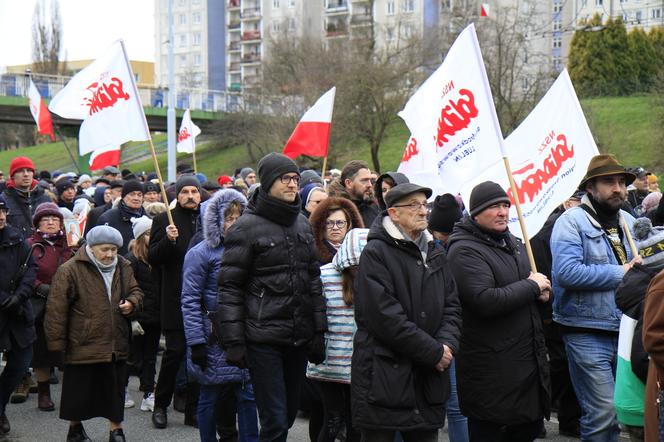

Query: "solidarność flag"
left=28, top=79, right=55, bottom=141
left=176, top=109, right=201, bottom=154
left=282, top=87, right=336, bottom=159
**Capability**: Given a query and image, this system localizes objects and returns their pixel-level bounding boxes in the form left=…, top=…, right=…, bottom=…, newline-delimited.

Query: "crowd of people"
left=0, top=151, right=662, bottom=442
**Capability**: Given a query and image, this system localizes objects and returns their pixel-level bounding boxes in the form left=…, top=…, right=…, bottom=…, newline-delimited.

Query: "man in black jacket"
left=328, top=160, right=380, bottom=227
left=97, top=180, right=145, bottom=256
left=148, top=176, right=200, bottom=429
left=447, top=181, right=551, bottom=442
left=0, top=195, right=37, bottom=436
left=216, top=153, right=326, bottom=442
left=85, top=180, right=124, bottom=235
left=351, top=183, right=461, bottom=442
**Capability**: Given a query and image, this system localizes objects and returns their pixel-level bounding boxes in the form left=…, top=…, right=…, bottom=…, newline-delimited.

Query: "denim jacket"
left=550, top=199, right=635, bottom=332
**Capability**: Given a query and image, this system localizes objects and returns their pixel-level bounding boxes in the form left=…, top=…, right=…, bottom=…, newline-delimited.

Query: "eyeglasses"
left=39, top=216, right=60, bottom=223
left=280, top=174, right=301, bottom=185
left=325, top=220, right=348, bottom=230
left=392, top=202, right=428, bottom=211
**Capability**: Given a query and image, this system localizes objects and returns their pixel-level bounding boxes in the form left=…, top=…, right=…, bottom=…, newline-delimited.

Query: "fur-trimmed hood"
left=309, top=196, right=365, bottom=264
left=202, top=189, right=247, bottom=248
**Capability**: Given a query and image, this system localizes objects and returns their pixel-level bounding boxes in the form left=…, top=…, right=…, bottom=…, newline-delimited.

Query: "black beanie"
left=469, top=181, right=511, bottom=217
left=176, top=175, right=201, bottom=195
left=55, top=180, right=75, bottom=195
left=428, top=194, right=463, bottom=234
left=257, top=153, right=299, bottom=191
left=122, top=180, right=144, bottom=198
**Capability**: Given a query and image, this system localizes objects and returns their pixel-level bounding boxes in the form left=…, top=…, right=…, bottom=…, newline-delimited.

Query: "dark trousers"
left=0, top=344, right=32, bottom=414
left=154, top=329, right=186, bottom=409
left=316, top=380, right=360, bottom=442
left=217, top=383, right=239, bottom=442
left=131, top=323, right=161, bottom=393
left=246, top=343, right=307, bottom=442
left=467, top=417, right=543, bottom=442
left=544, top=323, right=581, bottom=432
left=360, top=429, right=438, bottom=442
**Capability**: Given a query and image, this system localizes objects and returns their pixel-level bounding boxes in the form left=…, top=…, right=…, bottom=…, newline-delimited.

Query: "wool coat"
left=45, top=247, right=143, bottom=364
left=641, top=269, right=664, bottom=441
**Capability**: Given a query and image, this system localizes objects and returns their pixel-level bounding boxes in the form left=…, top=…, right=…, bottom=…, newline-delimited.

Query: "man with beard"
left=551, top=154, right=642, bottom=442
left=1, top=157, right=51, bottom=239
left=149, top=176, right=201, bottom=429
left=328, top=160, right=379, bottom=227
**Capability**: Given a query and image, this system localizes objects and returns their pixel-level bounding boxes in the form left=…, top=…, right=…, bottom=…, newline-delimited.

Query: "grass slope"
left=2, top=95, right=660, bottom=178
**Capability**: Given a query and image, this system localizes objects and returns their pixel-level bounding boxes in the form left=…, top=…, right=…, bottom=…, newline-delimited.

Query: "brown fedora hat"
left=578, top=154, right=636, bottom=190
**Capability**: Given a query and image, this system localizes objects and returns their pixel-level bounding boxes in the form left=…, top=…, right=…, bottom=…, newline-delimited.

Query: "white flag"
left=460, top=69, right=599, bottom=238
left=397, top=23, right=504, bottom=196
left=48, top=40, right=150, bottom=156
left=176, top=109, right=201, bottom=154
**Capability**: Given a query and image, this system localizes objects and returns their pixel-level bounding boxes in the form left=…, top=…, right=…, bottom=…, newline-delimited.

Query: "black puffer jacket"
left=615, top=264, right=659, bottom=384
left=126, top=252, right=160, bottom=327
left=447, top=217, right=550, bottom=425
left=148, top=204, right=199, bottom=330
left=217, top=189, right=325, bottom=348
left=351, top=215, right=461, bottom=431
left=2, top=184, right=52, bottom=239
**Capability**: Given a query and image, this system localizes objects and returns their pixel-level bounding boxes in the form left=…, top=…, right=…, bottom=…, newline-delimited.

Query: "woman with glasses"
left=27, top=203, right=74, bottom=412
left=309, top=197, right=364, bottom=265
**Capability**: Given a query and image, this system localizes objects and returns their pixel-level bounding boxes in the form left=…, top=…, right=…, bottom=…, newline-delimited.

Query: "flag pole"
left=621, top=213, right=639, bottom=258
left=321, top=155, right=328, bottom=190
left=469, top=23, right=537, bottom=271
left=192, top=150, right=198, bottom=174
left=191, top=116, right=197, bottom=173
left=119, top=39, right=174, bottom=226
left=53, top=125, right=82, bottom=174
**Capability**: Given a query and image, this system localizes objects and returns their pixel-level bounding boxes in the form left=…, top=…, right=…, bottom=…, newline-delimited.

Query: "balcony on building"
left=325, top=0, right=348, bottom=15
left=325, top=20, right=349, bottom=37
left=228, top=82, right=242, bottom=92
left=228, top=0, right=240, bottom=10
left=351, top=10, right=372, bottom=26
left=241, top=30, right=261, bottom=41
left=241, top=7, right=261, bottom=20
left=229, top=61, right=241, bottom=72
left=228, top=40, right=241, bottom=52
left=241, top=52, right=261, bottom=64
left=228, top=20, right=241, bottom=31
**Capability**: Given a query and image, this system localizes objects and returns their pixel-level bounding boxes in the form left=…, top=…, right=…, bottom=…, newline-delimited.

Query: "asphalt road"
left=0, top=369, right=630, bottom=441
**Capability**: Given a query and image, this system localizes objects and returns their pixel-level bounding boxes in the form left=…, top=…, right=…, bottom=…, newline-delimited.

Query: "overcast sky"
left=0, top=0, right=155, bottom=71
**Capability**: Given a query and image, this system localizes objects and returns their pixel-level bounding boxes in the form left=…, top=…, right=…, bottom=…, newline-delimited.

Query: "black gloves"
left=226, top=345, right=247, bottom=369
left=307, top=333, right=326, bottom=365
left=190, top=344, right=208, bottom=371
left=35, top=284, right=50, bottom=299
left=0, top=294, right=27, bottom=314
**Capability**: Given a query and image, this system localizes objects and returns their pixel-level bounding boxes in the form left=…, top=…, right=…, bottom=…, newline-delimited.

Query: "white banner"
left=460, top=69, right=599, bottom=238
left=48, top=40, right=150, bottom=155
left=398, top=23, right=504, bottom=196
left=177, top=109, right=201, bottom=154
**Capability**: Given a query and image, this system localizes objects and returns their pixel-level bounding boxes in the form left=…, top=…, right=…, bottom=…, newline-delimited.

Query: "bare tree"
left=31, top=0, right=63, bottom=75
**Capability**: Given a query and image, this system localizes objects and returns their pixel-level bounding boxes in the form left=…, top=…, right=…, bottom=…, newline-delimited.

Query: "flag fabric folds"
left=397, top=24, right=505, bottom=197
left=89, top=145, right=121, bottom=171
left=176, top=109, right=201, bottom=154
left=28, top=79, right=55, bottom=141
left=48, top=40, right=150, bottom=156
left=282, top=87, right=336, bottom=159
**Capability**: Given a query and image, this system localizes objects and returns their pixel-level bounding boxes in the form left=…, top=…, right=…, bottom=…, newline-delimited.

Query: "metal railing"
left=0, top=72, right=238, bottom=113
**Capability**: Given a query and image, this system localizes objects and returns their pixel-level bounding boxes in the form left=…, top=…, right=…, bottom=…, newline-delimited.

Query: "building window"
left=387, top=1, right=395, bottom=15
left=553, top=37, right=562, bottom=48
left=179, top=14, right=187, bottom=25
left=636, top=10, right=642, bottom=22
left=653, top=8, right=662, bottom=19
left=273, top=0, right=280, bottom=7
left=595, top=0, right=602, bottom=5
left=288, top=17, right=296, bottom=31
left=179, top=34, right=187, bottom=46
left=401, top=0, right=414, bottom=12
left=289, top=0, right=295, bottom=7
left=386, top=26, right=395, bottom=41
left=193, top=33, right=201, bottom=46
left=179, top=54, right=187, bottom=66
left=441, top=0, right=451, bottom=9
left=193, top=12, right=201, bottom=24
left=271, top=20, right=282, bottom=34
left=553, top=5, right=562, bottom=13
left=402, top=23, right=414, bottom=38
left=621, top=13, right=627, bottom=21
left=553, top=21, right=562, bottom=31
left=194, top=54, right=201, bottom=66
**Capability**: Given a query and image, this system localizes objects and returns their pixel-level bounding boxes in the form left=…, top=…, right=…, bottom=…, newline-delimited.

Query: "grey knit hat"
left=86, top=225, right=123, bottom=248
left=175, top=175, right=201, bottom=195
left=633, top=217, right=664, bottom=269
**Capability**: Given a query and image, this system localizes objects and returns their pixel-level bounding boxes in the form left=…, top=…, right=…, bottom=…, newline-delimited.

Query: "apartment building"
left=572, top=0, right=664, bottom=30
left=154, top=0, right=225, bottom=92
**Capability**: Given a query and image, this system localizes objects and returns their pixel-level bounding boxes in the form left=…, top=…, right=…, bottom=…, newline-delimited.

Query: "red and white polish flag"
left=282, top=87, right=336, bottom=159
left=176, top=109, right=201, bottom=154
left=48, top=40, right=150, bottom=156
left=28, top=79, right=55, bottom=141
left=480, top=4, right=490, bottom=17
left=89, top=145, right=121, bottom=171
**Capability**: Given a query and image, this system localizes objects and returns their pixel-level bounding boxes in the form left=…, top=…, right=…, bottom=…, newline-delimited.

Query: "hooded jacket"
left=181, top=190, right=250, bottom=385
left=446, top=217, right=550, bottom=424
left=217, top=188, right=326, bottom=349
left=374, top=172, right=409, bottom=210
left=327, top=179, right=380, bottom=228
left=309, top=197, right=364, bottom=265
left=351, top=215, right=461, bottom=431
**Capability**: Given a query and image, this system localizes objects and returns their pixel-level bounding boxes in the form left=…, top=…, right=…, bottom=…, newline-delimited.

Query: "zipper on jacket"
left=257, top=288, right=265, bottom=322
